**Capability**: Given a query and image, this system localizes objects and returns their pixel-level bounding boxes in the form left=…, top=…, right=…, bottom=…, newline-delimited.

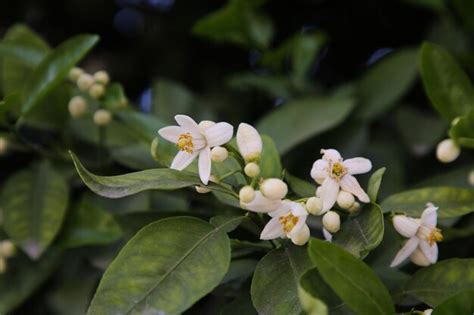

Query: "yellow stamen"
left=176, top=133, right=194, bottom=153
left=427, top=228, right=443, bottom=246
left=279, top=214, right=299, bottom=233
left=331, top=162, right=347, bottom=179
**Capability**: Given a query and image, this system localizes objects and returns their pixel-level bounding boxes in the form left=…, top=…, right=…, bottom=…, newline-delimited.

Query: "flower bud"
left=89, top=83, right=105, bottom=99
left=236, top=123, right=262, bottom=162
left=0, top=137, right=8, bottom=155
left=239, top=185, right=256, bottom=203
left=468, top=170, right=474, bottom=187
left=68, top=96, right=88, bottom=118
left=336, top=191, right=355, bottom=210
left=348, top=201, right=360, bottom=213
left=0, top=258, right=5, bottom=274
left=77, top=73, right=94, bottom=91
left=306, top=197, right=323, bottom=215
left=93, top=70, right=110, bottom=85
left=211, top=146, right=228, bottom=162
left=410, top=247, right=431, bottom=267
left=93, top=109, right=112, bottom=126
left=291, top=225, right=310, bottom=245
left=322, top=211, right=340, bottom=233
left=436, top=139, right=460, bottom=163
left=69, top=67, right=84, bottom=81
left=0, top=240, right=15, bottom=258
left=244, top=162, right=260, bottom=177
left=423, top=309, right=433, bottom=315
left=260, top=178, right=288, bottom=200
left=195, top=186, right=211, bottom=194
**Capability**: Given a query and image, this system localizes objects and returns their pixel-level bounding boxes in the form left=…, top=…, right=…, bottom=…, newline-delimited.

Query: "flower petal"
left=260, top=217, right=285, bottom=240
left=322, top=228, right=333, bottom=241
left=198, top=146, right=211, bottom=185
left=321, top=149, right=342, bottom=162
left=242, top=191, right=282, bottom=213
left=236, top=123, right=262, bottom=161
left=339, top=174, right=369, bottom=203
left=419, top=240, right=438, bottom=264
left=290, top=202, right=307, bottom=216
left=170, top=150, right=198, bottom=170
left=421, top=204, right=438, bottom=228
left=410, top=246, right=432, bottom=267
left=174, top=115, right=200, bottom=134
left=390, top=237, right=419, bottom=268
left=310, top=159, right=328, bottom=184
left=158, top=126, right=182, bottom=143
left=320, top=177, right=340, bottom=212
left=204, top=122, right=233, bottom=147
left=393, top=215, right=420, bottom=238
left=288, top=214, right=307, bottom=239
left=343, top=157, right=372, bottom=175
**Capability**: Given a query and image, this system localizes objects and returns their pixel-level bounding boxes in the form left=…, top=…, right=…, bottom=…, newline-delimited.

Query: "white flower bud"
left=410, top=247, right=431, bottom=267
left=0, top=137, right=8, bottom=155
left=211, top=146, right=228, bottom=162
left=68, top=96, right=88, bottom=118
left=239, top=185, right=256, bottom=203
left=306, top=197, right=323, bottom=215
left=69, top=67, right=84, bottom=81
left=468, top=170, right=474, bottom=187
left=348, top=201, right=361, bottom=213
left=89, top=83, right=105, bottom=99
left=0, top=240, right=15, bottom=258
left=336, top=191, right=355, bottom=210
left=77, top=73, right=94, bottom=91
left=195, top=186, right=211, bottom=194
left=93, top=109, right=112, bottom=126
left=236, top=123, right=262, bottom=162
left=436, top=139, right=460, bottom=163
left=93, top=70, right=110, bottom=85
left=291, top=225, right=310, bottom=245
left=322, top=211, right=340, bottom=233
left=244, top=162, right=260, bottom=177
left=423, top=309, right=433, bottom=315
left=260, top=178, right=288, bottom=200
left=0, top=258, right=5, bottom=274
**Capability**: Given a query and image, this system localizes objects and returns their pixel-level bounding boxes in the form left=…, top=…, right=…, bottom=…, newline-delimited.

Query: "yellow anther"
left=331, top=162, right=346, bottom=178
left=177, top=133, right=194, bottom=153
left=279, top=214, right=299, bottom=233
left=428, top=228, right=443, bottom=246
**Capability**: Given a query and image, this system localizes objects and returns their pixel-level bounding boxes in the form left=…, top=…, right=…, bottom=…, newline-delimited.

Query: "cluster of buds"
left=0, top=240, right=16, bottom=273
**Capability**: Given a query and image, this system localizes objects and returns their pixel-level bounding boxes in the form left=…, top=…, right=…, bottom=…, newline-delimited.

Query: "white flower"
left=260, top=200, right=310, bottom=245
left=236, top=123, right=262, bottom=162
left=390, top=203, right=442, bottom=268
left=436, top=138, right=460, bottom=163
left=158, top=115, right=233, bottom=184
left=240, top=191, right=281, bottom=213
left=311, top=149, right=372, bottom=212
left=93, top=109, right=112, bottom=126
left=423, top=309, right=433, bottom=315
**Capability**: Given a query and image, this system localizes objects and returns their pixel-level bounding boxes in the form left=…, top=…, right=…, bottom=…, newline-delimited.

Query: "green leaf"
left=419, top=42, right=474, bottom=120
left=111, top=143, right=158, bottom=170
left=87, top=216, right=231, bottom=315
left=308, top=238, right=395, bottom=315
left=381, top=187, right=474, bottom=219
left=402, top=258, right=474, bottom=307
left=0, top=161, right=69, bottom=259
left=298, top=269, right=329, bottom=315
left=210, top=215, right=245, bottom=233
left=285, top=172, right=316, bottom=198
left=21, top=34, right=99, bottom=115
left=449, top=108, right=474, bottom=148
left=257, top=96, right=355, bottom=154
left=70, top=151, right=230, bottom=198
left=432, top=290, right=474, bottom=315
left=356, top=48, right=418, bottom=121
left=103, top=83, right=127, bottom=110
left=227, top=73, right=292, bottom=99
left=152, top=79, right=195, bottom=123
left=251, top=244, right=312, bottom=315
left=259, top=135, right=282, bottom=178
left=367, top=167, right=386, bottom=202
left=332, top=204, right=384, bottom=258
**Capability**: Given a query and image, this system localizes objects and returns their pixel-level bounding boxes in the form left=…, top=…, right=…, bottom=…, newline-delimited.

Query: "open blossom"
left=390, top=203, right=442, bottom=267
left=311, top=149, right=372, bottom=212
left=240, top=191, right=281, bottom=213
left=158, top=115, right=233, bottom=185
left=260, top=200, right=310, bottom=245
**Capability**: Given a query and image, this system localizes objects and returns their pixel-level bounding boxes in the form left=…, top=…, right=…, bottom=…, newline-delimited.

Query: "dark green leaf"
left=152, top=79, right=194, bottom=123
left=227, top=73, right=292, bottom=98
left=210, top=215, right=245, bottom=233
left=367, top=167, right=386, bottom=202
left=299, top=268, right=341, bottom=315
left=449, top=108, right=474, bottom=148
left=259, top=135, right=282, bottom=178
left=432, top=290, right=474, bottom=315
left=285, top=172, right=316, bottom=198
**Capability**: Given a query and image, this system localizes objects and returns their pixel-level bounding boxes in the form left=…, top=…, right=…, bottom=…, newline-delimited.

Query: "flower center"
left=176, top=133, right=194, bottom=153
left=279, top=214, right=299, bottom=233
left=331, top=162, right=347, bottom=179
left=427, top=228, right=443, bottom=246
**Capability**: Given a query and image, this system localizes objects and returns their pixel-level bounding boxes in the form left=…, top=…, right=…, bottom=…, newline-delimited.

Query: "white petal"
left=343, top=157, right=372, bottom=175
left=170, top=151, right=198, bottom=170
left=310, top=159, right=328, bottom=183
left=419, top=240, right=438, bottom=264
left=410, top=246, right=432, bottom=267
left=321, top=149, right=342, bottom=162
left=290, top=224, right=310, bottom=245
left=320, top=178, right=339, bottom=211
left=242, top=191, right=282, bottom=213
left=393, top=215, right=420, bottom=238
left=288, top=214, right=307, bottom=239
left=158, top=126, right=182, bottom=143
left=204, top=122, right=233, bottom=147
left=339, top=174, right=369, bottom=203
left=290, top=202, right=307, bottom=216
left=421, top=204, right=438, bottom=228
left=175, top=115, right=200, bottom=134
left=260, top=217, right=285, bottom=240
left=390, top=237, right=419, bottom=268
left=198, top=120, right=215, bottom=130
left=269, top=200, right=292, bottom=217
left=322, top=228, right=333, bottom=241
left=198, top=147, right=211, bottom=185
left=236, top=123, right=262, bottom=161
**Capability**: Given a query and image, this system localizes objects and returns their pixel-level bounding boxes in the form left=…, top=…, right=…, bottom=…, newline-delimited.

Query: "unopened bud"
left=236, top=123, right=262, bottom=162
left=436, top=139, right=460, bottom=163
left=348, top=201, right=360, bottom=213
left=336, top=191, right=355, bottom=210
left=93, top=109, right=112, bottom=126
left=260, top=178, right=288, bottom=200
left=322, top=211, right=340, bottom=233
left=244, top=162, right=260, bottom=177
left=68, top=96, right=88, bottom=118
left=89, top=83, right=105, bottom=99
left=306, top=197, right=323, bottom=215
left=468, top=170, right=474, bottom=187
left=0, top=240, right=15, bottom=258
left=211, top=146, right=228, bottom=162
left=93, top=70, right=110, bottom=85
left=77, top=73, right=94, bottom=91
left=69, top=67, right=84, bottom=81
left=239, top=185, right=256, bottom=203
left=291, top=225, right=310, bottom=245
left=195, top=186, right=211, bottom=194
left=0, top=137, right=8, bottom=155
left=423, top=309, right=433, bottom=315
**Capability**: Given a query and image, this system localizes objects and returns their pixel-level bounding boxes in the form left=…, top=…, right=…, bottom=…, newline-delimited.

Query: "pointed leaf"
left=367, top=167, right=386, bottom=202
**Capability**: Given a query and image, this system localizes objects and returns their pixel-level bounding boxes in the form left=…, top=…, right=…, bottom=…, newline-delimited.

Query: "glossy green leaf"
left=381, top=187, right=474, bottom=219
left=22, top=34, right=99, bottom=115
left=227, top=73, right=292, bottom=98
left=419, top=42, right=474, bottom=120
left=308, top=239, right=395, bottom=315
left=402, top=258, right=474, bottom=307
left=70, top=151, right=230, bottom=198
left=87, top=216, right=232, bottom=315
left=432, top=290, right=474, bottom=315
left=210, top=215, right=245, bottom=233
left=285, top=172, right=316, bottom=198
left=259, top=135, right=282, bottom=178
left=356, top=48, right=418, bottom=120
left=251, top=244, right=312, bottom=315
left=220, top=293, right=257, bottom=315
left=332, top=204, right=384, bottom=258
left=367, top=167, right=386, bottom=202
left=0, top=161, right=69, bottom=259
left=449, top=108, right=474, bottom=148
left=257, top=96, right=355, bottom=154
